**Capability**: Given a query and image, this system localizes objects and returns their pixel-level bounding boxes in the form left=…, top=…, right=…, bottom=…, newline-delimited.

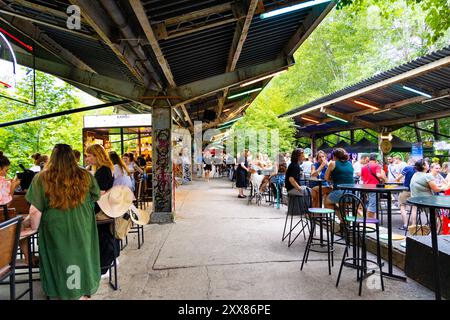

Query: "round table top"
left=304, top=177, right=326, bottom=182
left=337, top=184, right=408, bottom=193
left=407, top=196, right=450, bottom=209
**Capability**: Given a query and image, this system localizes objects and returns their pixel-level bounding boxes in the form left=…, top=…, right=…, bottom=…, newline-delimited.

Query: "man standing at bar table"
left=361, top=154, right=387, bottom=218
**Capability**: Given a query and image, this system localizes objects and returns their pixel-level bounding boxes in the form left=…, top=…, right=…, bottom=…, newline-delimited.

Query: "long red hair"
left=40, top=144, right=91, bottom=210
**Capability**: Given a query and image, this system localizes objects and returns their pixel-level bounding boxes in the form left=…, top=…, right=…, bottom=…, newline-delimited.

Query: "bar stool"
left=282, top=190, right=309, bottom=247
left=300, top=188, right=336, bottom=275
left=336, top=193, right=384, bottom=296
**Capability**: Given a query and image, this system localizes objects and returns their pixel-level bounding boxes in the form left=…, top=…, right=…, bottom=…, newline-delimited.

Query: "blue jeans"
left=367, top=193, right=377, bottom=213
left=327, top=190, right=346, bottom=204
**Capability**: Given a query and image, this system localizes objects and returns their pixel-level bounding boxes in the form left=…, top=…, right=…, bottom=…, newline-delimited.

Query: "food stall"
left=82, top=114, right=152, bottom=172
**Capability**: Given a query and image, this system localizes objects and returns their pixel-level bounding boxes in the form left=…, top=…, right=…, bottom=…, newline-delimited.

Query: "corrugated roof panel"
left=38, top=26, right=141, bottom=84
left=236, top=8, right=311, bottom=69
left=282, top=45, right=450, bottom=117
left=160, top=22, right=235, bottom=85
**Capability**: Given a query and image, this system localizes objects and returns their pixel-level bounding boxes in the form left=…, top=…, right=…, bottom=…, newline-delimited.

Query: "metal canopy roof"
left=281, top=45, right=450, bottom=137
left=0, top=0, right=334, bottom=128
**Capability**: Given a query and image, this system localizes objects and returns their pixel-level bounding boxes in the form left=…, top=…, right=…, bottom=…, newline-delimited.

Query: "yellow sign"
left=380, top=140, right=392, bottom=153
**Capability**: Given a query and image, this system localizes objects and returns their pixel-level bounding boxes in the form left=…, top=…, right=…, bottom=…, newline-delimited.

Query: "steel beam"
left=163, top=2, right=233, bottom=26
left=0, top=14, right=95, bottom=73
left=381, top=109, right=450, bottom=127
left=129, top=0, right=176, bottom=87
left=227, top=0, right=258, bottom=72
left=0, top=100, right=130, bottom=128
left=68, top=0, right=161, bottom=90
left=322, top=108, right=379, bottom=130
left=282, top=2, right=335, bottom=57
left=169, top=57, right=292, bottom=106
left=15, top=51, right=156, bottom=103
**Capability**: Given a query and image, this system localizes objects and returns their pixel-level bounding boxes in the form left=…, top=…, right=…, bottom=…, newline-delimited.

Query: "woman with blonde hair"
left=109, top=151, right=133, bottom=190
left=26, top=144, right=101, bottom=300
left=85, top=144, right=117, bottom=277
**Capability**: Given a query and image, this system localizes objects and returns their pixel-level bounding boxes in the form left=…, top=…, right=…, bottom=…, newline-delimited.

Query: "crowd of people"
left=0, top=144, right=150, bottom=300
left=234, top=147, right=450, bottom=232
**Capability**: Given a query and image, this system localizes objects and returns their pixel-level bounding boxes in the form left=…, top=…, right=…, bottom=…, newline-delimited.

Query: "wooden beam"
left=312, top=124, right=366, bottom=137
left=322, top=108, right=380, bottom=130
left=129, top=0, right=176, bottom=87
left=350, top=96, right=428, bottom=117
left=413, top=122, right=422, bottom=142
left=286, top=54, right=450, bottom=118
left=405, top=124, right=450, bottom=139
left=180, top=104, right=194, bottom=128
left=227, top=0, right=258, bottom=72
left=381, top=109, right=450, bottom=127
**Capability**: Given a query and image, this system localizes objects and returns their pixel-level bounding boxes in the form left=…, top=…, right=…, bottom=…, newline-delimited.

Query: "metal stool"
left=282, top=190, right=309, bottom=247
left=336, top=193, right=384, bottom=296
left=301, top=207, right=336, bottom=275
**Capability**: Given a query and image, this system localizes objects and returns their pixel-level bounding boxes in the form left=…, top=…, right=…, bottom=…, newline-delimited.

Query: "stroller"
left=247, top=169, right=264, bottom=206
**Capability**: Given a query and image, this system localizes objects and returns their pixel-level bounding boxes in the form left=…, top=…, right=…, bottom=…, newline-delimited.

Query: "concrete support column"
left=151, top=106, right=174, bottom=224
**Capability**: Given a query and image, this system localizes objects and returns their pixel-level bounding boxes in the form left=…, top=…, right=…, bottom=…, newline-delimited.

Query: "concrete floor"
left=2, top=178, right=434, bottom=300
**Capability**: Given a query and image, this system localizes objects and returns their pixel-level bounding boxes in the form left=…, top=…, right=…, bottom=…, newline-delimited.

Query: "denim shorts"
left=327, top=190, right=348, bottom=204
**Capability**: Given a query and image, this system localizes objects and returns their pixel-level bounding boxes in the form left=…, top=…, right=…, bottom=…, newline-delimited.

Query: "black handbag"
left=17, top=164, right=36, bottom=191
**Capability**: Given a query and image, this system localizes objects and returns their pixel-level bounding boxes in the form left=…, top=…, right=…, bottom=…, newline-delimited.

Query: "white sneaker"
left=101, top=270, right=110, bottom=279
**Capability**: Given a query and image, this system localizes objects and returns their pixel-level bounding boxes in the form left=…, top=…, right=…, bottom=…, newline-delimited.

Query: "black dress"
left=236, top=157, right=248, bottom=188
left=203, top=157, right=212, bottom=172
left=94, top=166, right=119, bottom=275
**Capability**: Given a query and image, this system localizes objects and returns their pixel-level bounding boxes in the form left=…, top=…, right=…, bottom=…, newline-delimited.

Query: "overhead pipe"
left=98, top=0, right=164, bottom=90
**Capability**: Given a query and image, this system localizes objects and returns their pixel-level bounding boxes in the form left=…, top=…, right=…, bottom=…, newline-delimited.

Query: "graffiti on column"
left=154, top=129, right=171, bottom=212
left=183, top=164, right=192, bottom=183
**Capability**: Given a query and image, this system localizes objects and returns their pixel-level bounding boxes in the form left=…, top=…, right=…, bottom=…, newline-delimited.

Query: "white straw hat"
left=129, top=204, right=150, bottom=225
left=98, top=185, right=134, bottom=218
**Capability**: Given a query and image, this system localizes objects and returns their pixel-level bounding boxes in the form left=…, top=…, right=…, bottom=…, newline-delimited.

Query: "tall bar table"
left=407, top=196, right=450, bottom=300
left=337, top=184, right=408, bottom=281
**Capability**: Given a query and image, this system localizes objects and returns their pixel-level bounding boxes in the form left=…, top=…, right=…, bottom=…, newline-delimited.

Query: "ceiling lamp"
left=353, top=100, right=379, bottom=110
left=228, top=88, right=262, bottom=99
left=326, top=114, right=348, bottom=123
left=402, top=85, right=432, bottom=98
left=301, top=116, right=320, bottom=124
left=260, top=0, right=331, bottom=19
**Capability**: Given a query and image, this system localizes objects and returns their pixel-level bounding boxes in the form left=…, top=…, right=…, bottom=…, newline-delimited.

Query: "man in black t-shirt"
left=285, top=148, right=306, bottom=195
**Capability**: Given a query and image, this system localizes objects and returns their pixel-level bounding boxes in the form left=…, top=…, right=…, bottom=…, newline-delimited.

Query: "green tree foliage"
left=234, top=0, right=450, bottom=150
left=338, top=0, right=450, bottom=43
left=230, top=103, right=296, bottom=155
left=0, top=71, right=112, bottom=176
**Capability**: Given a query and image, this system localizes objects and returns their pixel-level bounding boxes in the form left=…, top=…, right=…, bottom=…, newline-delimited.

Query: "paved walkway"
left=2, top=178, right=434, bottom=300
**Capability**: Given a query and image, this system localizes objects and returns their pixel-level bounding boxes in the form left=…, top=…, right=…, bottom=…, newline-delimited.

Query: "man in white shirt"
left=353, top=155, right=369, bottom=181
left=301, top=155, right=313, bottom=178
left=393, top=156, right=406, bottom=183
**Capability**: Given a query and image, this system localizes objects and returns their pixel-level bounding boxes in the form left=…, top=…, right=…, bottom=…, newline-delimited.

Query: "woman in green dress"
left=26, top=144, right=101, bottom=300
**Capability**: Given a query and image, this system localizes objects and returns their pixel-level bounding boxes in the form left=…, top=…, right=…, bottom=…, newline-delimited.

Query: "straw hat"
left=129, top=204, right=150, bottom=225
left=97, top=185, right=134, bottom=218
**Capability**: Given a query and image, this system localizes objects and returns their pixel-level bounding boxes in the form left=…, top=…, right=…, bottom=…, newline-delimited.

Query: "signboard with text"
left=83, top=114, right=152, bottom=128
